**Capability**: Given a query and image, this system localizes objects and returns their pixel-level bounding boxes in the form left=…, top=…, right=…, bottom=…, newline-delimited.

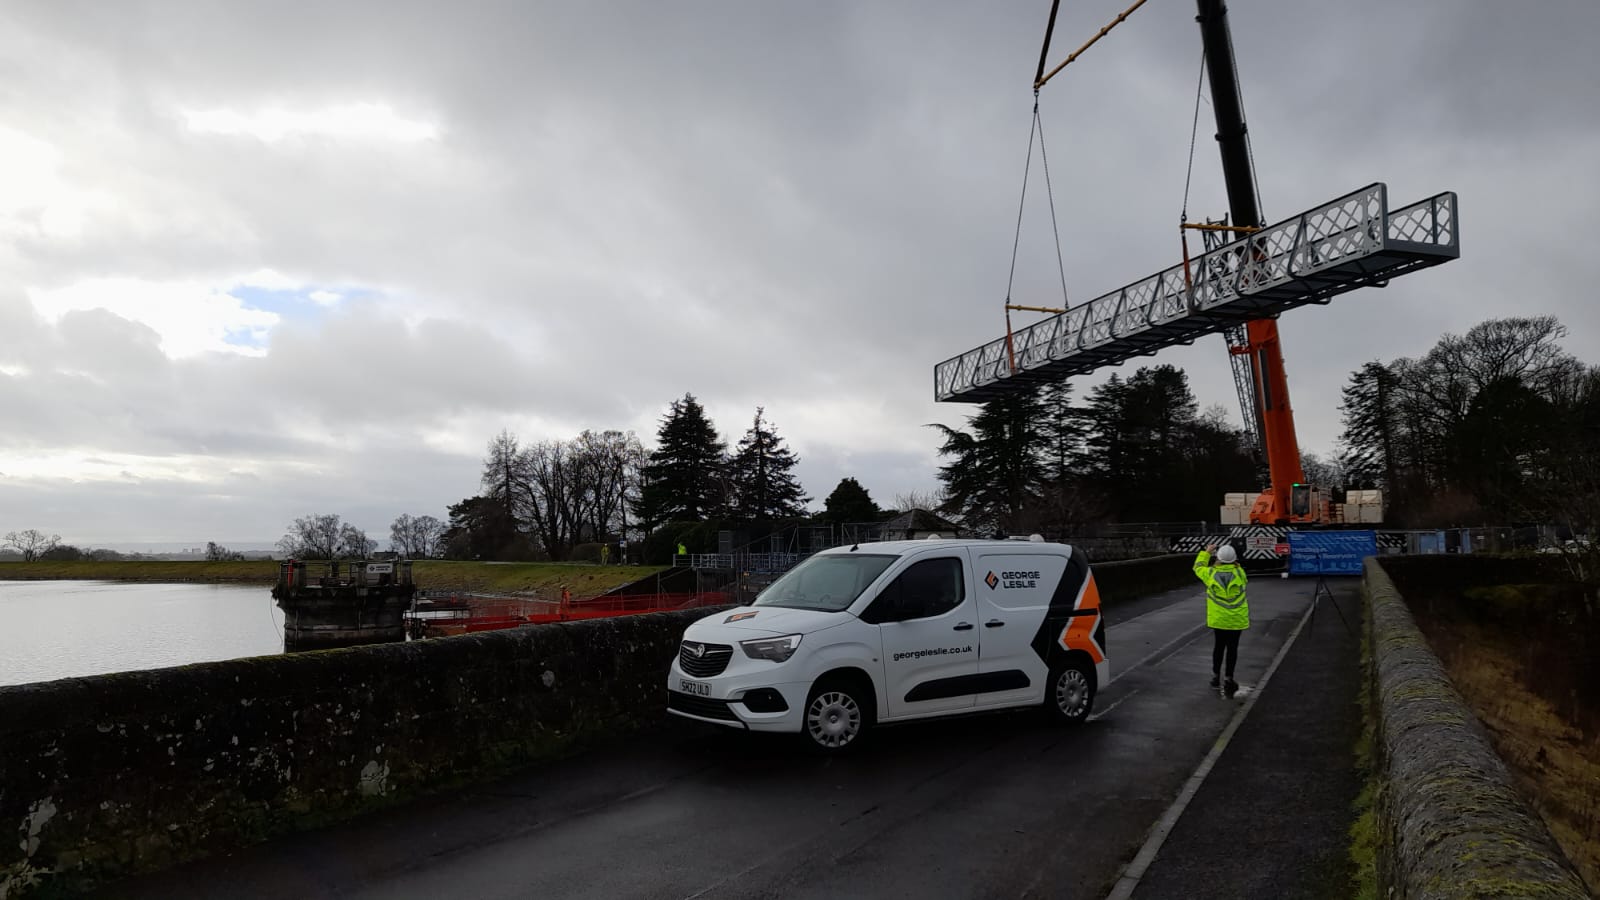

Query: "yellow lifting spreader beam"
left=1035, top=0, right=1150, bottom=90
left=1006, top=303, right=1068, bottom=315
left=1180, top=222, right=1261, bottom=234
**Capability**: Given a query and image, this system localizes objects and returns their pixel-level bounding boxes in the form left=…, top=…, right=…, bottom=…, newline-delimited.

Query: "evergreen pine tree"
left=1040, top=379, right=1078, bottom=481
left=1076, top=375, right=1130, bottom=483
left=1036, top=379, right=1099, bottom=532
left=635, top=394, right=727, bottom=525
left=929, top=387, right=1048, bottom=534
left=822, top=477, right=881, bottom=523
left=728, top=408, right=810, bottom=520
left=1337, top=361, right=1400, bottom=490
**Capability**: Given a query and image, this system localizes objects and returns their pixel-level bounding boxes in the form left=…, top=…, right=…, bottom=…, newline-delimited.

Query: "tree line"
left=1338, top=316, right=1600, bottom=527
left=21, top=316, right=1591, bottom=567
left=929, top=365, right=1258, bottom=535
left=438, top=396, right=817, bottom=563
left=931, top=315, right=1599, bottom=536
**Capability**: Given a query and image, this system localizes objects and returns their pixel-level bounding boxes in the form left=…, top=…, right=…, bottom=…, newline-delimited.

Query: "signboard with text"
left=1287, top=530, right=1377, bottom=576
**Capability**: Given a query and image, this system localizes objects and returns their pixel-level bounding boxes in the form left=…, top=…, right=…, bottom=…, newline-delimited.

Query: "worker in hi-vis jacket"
left=1194, top=543, right=1249, bottom=697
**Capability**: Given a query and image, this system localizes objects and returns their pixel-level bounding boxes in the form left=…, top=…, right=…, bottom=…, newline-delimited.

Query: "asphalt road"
left=102, top=576, right=1355, bottom=900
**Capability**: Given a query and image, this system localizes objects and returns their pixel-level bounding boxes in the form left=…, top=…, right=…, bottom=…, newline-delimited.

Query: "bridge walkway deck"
left=99, top=578, right=1363, bottom=900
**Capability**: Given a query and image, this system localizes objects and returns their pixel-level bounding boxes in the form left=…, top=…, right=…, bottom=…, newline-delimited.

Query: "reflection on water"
left=0, top=580, right=285, bottom=687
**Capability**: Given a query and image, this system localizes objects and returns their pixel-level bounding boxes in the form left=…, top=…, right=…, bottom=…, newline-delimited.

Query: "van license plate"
left=679, top=679, right=711, bottom=696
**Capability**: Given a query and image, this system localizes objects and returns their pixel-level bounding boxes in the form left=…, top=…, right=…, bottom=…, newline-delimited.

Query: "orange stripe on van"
left=1059, top=613, right=1105, bottom=665
left=1076, top=574, right=1101, bottom=611
left=1056, top=573, right=1104, bottom=663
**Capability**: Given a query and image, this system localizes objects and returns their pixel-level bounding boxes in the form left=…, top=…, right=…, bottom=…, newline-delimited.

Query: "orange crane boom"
left=1196, top=0, right=1311, bottom=525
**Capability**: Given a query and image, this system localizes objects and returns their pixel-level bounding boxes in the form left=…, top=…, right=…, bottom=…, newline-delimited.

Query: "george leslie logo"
left=988, top=570, right=1040, bottom=589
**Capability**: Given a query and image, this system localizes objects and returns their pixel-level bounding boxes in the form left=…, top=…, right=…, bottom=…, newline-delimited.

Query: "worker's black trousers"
left=1211, top=627, right=1242, bottom=679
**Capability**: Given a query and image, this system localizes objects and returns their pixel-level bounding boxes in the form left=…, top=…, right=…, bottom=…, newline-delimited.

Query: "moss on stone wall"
left=1363, top=559, right=1589, bottom=898
left=0, top=552, right=1200, bottom=898
left=0, top=606, right=729, bottom=898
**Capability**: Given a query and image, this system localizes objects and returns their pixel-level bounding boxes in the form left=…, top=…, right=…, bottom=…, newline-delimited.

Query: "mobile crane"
left=1193, top=0, right=1312, bottom=527
left=932, top=0, right=1459, bottom=535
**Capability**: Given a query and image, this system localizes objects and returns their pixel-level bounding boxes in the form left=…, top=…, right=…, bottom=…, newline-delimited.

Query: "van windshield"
left=753, top=554, right=897, bottom=612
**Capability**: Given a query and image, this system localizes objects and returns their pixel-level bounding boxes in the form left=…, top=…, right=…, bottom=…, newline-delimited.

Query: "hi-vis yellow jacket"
left=1194, top=550, right=1249, bottom=630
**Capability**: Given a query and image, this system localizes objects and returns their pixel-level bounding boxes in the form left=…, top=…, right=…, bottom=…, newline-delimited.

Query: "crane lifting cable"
left=1001, top=0, right=1155, bottom=374
left=1177, top=46, right=1258, bottom=289
left=1001, top=97, right=1073, bottom=375
left=938, top=0, right=1462, bottom=535
left=1002, top=0, right=1079, bottom=375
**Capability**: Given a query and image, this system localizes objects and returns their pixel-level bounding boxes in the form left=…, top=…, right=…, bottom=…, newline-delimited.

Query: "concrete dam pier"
left=272, top=558, right=415, bottom=649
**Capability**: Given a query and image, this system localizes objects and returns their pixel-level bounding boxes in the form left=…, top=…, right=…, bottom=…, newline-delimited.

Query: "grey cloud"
left=1, top=0, right=1597, bottom=541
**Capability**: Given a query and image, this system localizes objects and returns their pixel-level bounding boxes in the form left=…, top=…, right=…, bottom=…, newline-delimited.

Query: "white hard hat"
left=1216, top=545, right=1238, bottom=564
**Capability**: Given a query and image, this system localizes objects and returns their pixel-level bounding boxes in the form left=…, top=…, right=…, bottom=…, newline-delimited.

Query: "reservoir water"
left=0, top=580, right=286, bottom=687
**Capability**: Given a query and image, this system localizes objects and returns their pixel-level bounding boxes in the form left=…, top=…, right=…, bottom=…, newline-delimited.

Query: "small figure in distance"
left=1194, top=542, right=1250, bottom=697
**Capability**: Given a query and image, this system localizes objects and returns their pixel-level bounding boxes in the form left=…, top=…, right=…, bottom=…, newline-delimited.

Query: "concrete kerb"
left=1361, top=558, right=1589, bottom=899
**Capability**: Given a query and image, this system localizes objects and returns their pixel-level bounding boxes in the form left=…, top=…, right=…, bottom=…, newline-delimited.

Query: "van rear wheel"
left=1045, top=660, right=1096, bottom=724
left=802, top=675, right=873, bottom=753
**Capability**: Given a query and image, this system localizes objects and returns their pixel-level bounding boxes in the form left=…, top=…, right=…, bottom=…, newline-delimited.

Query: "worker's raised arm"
left=1194, top=545, right=1215, bottom=582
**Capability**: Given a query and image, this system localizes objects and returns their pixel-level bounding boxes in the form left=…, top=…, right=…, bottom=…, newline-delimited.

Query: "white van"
left=666, top=537, right=1107, bottom=752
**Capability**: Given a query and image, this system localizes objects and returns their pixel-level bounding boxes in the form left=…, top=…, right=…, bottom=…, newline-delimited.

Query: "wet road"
left=105, top=577, right=1335, bottom=900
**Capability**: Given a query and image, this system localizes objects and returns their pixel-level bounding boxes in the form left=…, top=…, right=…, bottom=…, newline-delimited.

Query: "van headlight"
left=740, top=634, right=802, bottom=662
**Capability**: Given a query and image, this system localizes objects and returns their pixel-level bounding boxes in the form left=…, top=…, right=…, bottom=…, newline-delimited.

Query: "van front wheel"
left=1046, top=660, right=1096, bottom=724
left=802, top=675, right=873, bottom=753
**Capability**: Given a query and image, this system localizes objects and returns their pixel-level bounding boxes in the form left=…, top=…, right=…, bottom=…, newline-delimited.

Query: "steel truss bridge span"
left=934, top=183, right=1458, bottom=403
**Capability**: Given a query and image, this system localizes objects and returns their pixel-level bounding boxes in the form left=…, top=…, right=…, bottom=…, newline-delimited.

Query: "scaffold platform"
left=934, top=183, right=1458, bottom=403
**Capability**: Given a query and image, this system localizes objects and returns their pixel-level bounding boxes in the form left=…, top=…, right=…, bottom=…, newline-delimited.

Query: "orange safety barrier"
left=405, top=592, right=734, bottom=639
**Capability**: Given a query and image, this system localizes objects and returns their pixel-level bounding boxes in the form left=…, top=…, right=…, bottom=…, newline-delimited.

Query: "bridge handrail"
left=934, top=183, right=1459, bottom=402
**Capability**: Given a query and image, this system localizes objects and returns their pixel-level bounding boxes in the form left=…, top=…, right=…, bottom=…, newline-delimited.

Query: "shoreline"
left=0, top=561, right=668, bottom=595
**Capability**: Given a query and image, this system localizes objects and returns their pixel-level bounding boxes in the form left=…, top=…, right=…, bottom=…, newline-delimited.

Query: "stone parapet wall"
left=1091, top=553, right=1197, bottom=601
left=0, top=552, right=1200, bottom=898
left=1362, top=558, right=1588, bottom=898
left=0, top=606, right=727, bottom=898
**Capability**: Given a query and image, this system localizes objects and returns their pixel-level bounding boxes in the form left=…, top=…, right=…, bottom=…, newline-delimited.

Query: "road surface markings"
left=1087, top=689, right=1141, bottom=722
left=1102, top=600, right=1314, bottom=900
left=1106, top=624, right=1208, bottom=686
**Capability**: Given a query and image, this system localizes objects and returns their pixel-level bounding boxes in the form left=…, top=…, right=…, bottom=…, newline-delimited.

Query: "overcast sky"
left=2, top=0, right=1597, bottom=549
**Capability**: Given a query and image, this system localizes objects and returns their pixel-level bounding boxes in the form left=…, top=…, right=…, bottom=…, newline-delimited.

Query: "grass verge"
left=1411, top=613, right=1600, bottom=892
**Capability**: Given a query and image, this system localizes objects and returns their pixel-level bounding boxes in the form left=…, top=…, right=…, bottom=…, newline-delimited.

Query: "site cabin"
left=666, top=535, right=1107, bottom=753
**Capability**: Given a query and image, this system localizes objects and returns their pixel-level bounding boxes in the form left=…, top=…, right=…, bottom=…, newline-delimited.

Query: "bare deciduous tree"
left=522, top=439, right=577, bottom=559
left=477, top=428, right=646, bottom=560
left=276, top=514, right=342, bottom=559
left=338, top=524, right=376, bottom=558
left=1299, top=453, right=1346, bottom=492
left=574, top=429, right=645, bottom=543
left=389, top=514, right=445, bottom=558
left=4, top=529, right=61, bottom=562
left=892, top=489, right=946, bottom=514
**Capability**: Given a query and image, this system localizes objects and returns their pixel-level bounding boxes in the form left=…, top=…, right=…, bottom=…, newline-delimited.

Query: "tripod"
left=1309, top=572, right=1354, bottom=636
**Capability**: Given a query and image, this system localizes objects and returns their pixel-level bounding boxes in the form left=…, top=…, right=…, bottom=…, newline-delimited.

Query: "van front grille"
left=678, top=641, right=733, bottom=677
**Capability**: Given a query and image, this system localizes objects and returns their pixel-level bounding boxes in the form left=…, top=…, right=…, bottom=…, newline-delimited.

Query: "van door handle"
left=984, top=620, right=1005, bottom=628
left=953, top=622, right=974, bottom=631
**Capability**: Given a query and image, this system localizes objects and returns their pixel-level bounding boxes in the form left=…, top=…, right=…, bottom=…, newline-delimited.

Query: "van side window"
left=863, top=557, right=965, bottom=623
